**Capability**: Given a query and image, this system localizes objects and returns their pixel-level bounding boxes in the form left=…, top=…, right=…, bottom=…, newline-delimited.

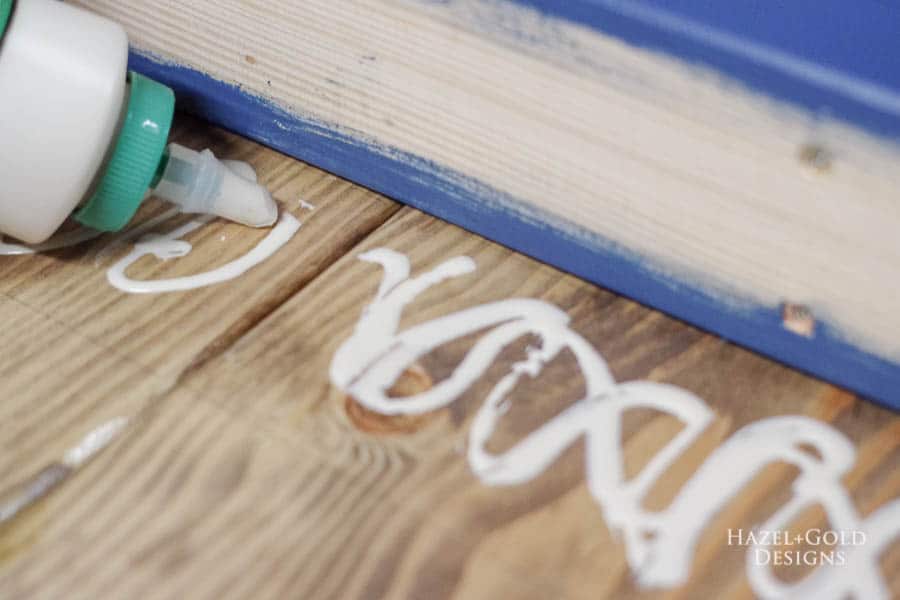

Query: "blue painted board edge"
left=128, top=51, right=900, bottom=411
left=509, top=0, right=900, bottom=141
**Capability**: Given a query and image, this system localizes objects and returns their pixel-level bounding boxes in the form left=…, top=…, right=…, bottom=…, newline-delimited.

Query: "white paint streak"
left=62, top=416, right=130, bottom=468
left=330, top=249, right=900, bottom=599
left=298, top=199, right=316, bottom=211
left=107, top=211, right=300, bottom=293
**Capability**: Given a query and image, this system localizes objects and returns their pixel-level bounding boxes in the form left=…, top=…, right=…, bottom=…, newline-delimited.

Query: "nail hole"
left=798, top=144, right=832, bottom=172
left=782, top=303, right=815, bottom=338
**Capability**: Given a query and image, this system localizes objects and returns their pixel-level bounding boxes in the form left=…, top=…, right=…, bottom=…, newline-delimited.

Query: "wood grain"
left=74, top=0, right=900, bottom=369
left=1, top=120, right=897, bottom=599
left=0, top=116, right=399, bottom=385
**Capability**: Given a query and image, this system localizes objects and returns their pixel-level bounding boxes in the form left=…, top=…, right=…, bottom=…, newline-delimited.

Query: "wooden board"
left=1, top=117, right=898, bottom=599
left=70, top=0, right=900, bottom=408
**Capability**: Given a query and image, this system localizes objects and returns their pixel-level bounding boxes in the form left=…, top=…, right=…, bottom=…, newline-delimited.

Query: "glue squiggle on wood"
left=330, top=249, right=900, bottom=599
left=1, top=207, right=300, bottom=294
left=106, top=211, right=300, bottom=294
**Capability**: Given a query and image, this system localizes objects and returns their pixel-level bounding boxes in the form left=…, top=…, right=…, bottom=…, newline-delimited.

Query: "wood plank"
left=0, top=295, right=158, bottom=484
left=73, top=0, right=900, bottom=408
left=0, top=114, right=400, bottom=387
left=0, top=115, right=400, bottom=593
left=5, top=206, right=887, bottom=598
left=1, top=120, right=897, bottom=598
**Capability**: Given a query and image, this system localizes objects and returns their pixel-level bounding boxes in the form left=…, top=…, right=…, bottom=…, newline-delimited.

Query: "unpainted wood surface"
left=0, top=117, right=897, bottom=599
left=0, top=118, right=397, bottom=484
left=75, top=0, right=900, bottom=364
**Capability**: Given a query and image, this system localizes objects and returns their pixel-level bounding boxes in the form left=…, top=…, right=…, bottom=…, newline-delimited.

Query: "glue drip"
left=152, top=143, right=278, bottom=228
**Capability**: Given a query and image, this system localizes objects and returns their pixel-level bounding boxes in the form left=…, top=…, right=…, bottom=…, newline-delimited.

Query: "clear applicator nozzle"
left=151, top=143, right=278, bottom=227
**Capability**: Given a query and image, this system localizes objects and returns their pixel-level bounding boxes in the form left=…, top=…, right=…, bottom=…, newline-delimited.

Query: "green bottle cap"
left=0, top=0, right=13, bottom=41
left=75, top=71, right=174, bottom=231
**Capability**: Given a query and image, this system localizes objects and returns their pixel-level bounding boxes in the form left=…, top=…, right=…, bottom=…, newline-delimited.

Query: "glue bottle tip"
left=151, top=143, right=279, bottom=228
left=213, top=161, right=278, bottom=227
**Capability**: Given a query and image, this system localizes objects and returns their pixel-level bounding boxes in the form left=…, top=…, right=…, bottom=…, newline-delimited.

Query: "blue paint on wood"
left=129, top=51, right=900, bottom=411
left=507, top=0, right=900, bottom=140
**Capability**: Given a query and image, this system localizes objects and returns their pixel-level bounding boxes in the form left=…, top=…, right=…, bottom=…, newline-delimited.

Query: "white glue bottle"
left=0, top=0, right=277, bottom=244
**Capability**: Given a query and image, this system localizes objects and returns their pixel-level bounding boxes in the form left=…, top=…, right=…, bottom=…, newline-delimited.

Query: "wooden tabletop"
left=1, top=116, right=897, bottom=599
